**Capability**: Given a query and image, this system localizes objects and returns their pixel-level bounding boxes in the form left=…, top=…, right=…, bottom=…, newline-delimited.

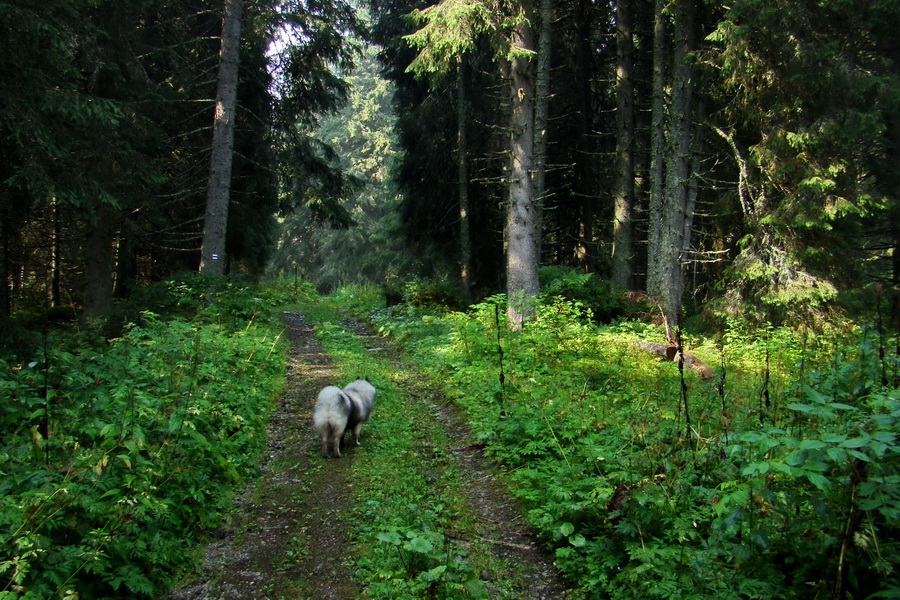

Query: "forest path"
left=167, top=310, right=567, bottom=599
left=167, top=311, right=360, bottom=599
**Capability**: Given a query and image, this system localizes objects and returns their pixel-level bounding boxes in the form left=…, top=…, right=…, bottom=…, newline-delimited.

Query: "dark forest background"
left=2, top=0, right=899, bottom=333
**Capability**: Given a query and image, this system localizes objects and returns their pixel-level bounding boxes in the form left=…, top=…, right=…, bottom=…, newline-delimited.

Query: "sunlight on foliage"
left=369, top=292, right=900, bottom=599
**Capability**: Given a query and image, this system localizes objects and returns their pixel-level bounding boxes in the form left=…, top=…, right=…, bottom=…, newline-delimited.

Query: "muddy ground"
left=166, top=311, right=567, bottom=599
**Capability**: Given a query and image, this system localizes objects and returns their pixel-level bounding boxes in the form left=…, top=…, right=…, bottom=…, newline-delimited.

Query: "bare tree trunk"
left=573, top=0, right=595, bottom=272
left=612, top=0, right=635, bottom=290
left=631, top=0, right=654, bottom=292
left=0, top=199, right=10, bottom=319
left=457, top=61, right=473, bottom=301
left=50, top=196, right=61, bottom=306
left=114, top=220, right=137, bottom=299
left=683, top=95, right=705, bottom=275
left=506, top=16, right=539, bottom=330
left=888, top=109, right=900, bottom=328
left=200, top=0, right=242, bottom=276
left=665, top=0, right=696, bottom=323
left=647, top=0, right=696, bottom=329
left=646, top=0, right=667, bottom=316
left=83, top=205, right=115, bottom=320
left=887, top=40, right=900, bottom=328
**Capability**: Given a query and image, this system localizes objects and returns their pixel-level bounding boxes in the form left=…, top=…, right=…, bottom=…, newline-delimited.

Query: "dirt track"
left=166, top=311, right=567, bottom=599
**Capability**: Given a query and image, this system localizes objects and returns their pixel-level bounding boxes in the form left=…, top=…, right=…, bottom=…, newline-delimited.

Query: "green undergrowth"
left=0, top=275, right=307, bottom=599
left=367, top=293, right=900, bottom=599
left=301, top=295, right=518, bottom=599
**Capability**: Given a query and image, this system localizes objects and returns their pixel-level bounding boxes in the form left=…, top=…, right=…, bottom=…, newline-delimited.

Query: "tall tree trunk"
left=50, top=197, right=61, bottom=306
left=887, top=38, right=900, bottom=328
left=200, top=0, right=242, bottom=275
left=457, top=60, right=473, bottom=301
left=612, top=0, right=636, bottom=290
left=114, top=220, right=137, bottom=299
left=573, top=0, right=595, bottom=272
left=647, top=0, right=695, bottom=329
left=631, top=0, right=654, bottom=292
left=506, top=16, right=539, bottom=330
left=532, top=0, right=552, bottom=265
left=0, top=199, right=10, bottom=319
left=83, top=206, right=115, bottom=320
left=665, top=0, right=695, bottom=322
left=683, top=95, right=705, bottom=285
left=646, top=0, right=667, bottom=318
left=889, top=109, right=900, bottom=328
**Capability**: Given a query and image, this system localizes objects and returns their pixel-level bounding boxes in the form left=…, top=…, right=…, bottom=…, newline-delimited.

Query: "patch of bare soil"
left=168, top=311, right=568, bottom=599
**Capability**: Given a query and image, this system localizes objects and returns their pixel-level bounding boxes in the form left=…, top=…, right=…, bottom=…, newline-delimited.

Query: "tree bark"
left=83, top=205, right=115, bottom=320
left=200, top=0, right=242, bottom=276
left=647, top=0, right=696, bottom=329
left=573, top=0, right=595, bottom=272
left=506, top=16, right=539, bottom=330
left=646, top=0, right=667, bottom=319
left=612, top=0, right=635, bottom=290
left=532, top=0, right=552, bottom=265
left=887, top=38, right=900, bottom=328
left=50, top=196, right=61, bottom=306
left=664, top=0, right=695, bottom=320
left=114, top=220, right=137, bottom=299
left=0, top=199, right=10, bottom=319
left=889, top=108, right=900, bottom=328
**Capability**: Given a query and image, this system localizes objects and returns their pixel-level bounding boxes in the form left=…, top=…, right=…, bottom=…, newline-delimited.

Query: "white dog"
left=312, top=377, right=376, bottom=458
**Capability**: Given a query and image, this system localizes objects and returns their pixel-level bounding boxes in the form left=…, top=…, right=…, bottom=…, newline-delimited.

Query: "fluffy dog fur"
left=312, top=377, right=376, bottom=458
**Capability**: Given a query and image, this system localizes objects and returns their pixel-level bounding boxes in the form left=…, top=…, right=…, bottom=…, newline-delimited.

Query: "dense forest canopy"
left=361, top=0, right=900, bottom=327
left=0, top=0, right=359, bottom=326
left=2, top=0, right=899, bottom=327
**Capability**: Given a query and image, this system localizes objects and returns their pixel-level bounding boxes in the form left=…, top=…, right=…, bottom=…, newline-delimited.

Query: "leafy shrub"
left=0, top=283, right=287, bottom=598
left=396, top=277, right=465, bottom=311
left=371, top=526, right=486, bottom=599
left=370, top=305, right=450, bottom=351
left=713, top=354, right=900, bottom=598
left=538, top=266, right=642, bottom=323
left=129, top=272, right=317, bottom=326
left=326, top=282, right=386, bottom=318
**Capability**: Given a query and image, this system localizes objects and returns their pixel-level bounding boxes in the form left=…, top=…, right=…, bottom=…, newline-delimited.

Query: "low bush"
left=538, top=266, right=644, bottom=322
left=0, top=279, right=292, bottom=599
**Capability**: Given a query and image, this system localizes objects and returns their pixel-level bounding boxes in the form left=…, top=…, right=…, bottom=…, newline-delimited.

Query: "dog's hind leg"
left=332, top=424, right=344, bottom=458
left=350, top=422, right=363, bottom=447
left=320, top=428, right=331, bottom=458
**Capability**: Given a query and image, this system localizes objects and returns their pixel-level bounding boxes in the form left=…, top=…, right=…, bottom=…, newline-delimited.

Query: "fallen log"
left=631, top=340, right=715, bottom=380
